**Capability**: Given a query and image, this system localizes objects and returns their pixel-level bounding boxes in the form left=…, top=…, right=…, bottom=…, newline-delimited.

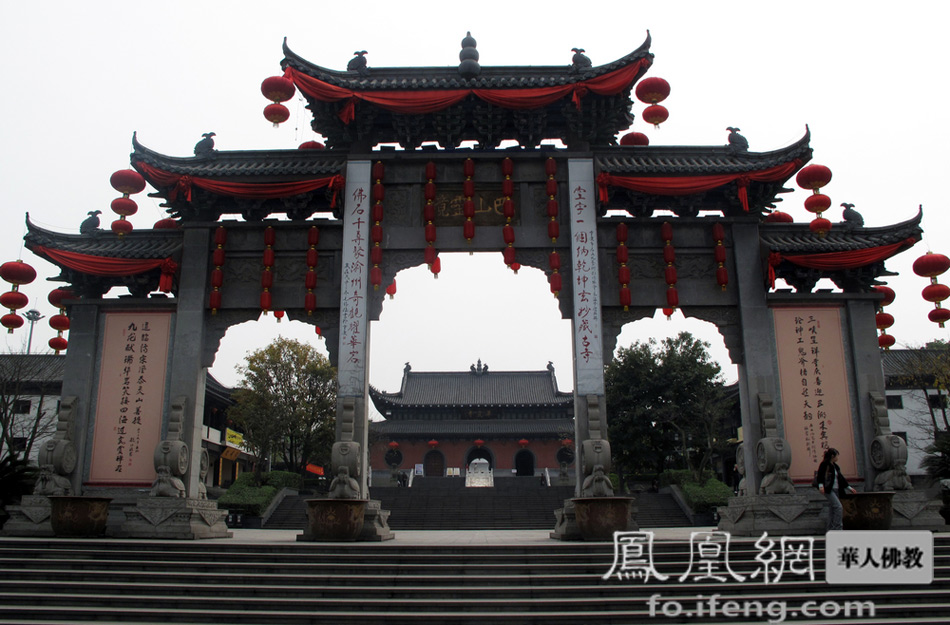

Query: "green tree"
left=606, top=332, right=733, bottom=482
left=228, top=337, right=336, bottom=477
left=887, top=346, right=950, bottom=433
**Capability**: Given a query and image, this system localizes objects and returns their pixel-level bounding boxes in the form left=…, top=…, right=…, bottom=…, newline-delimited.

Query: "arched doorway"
left=466, top=447, right=493, bottom=470
left=423, top=450, right=445, bottom=477
left=514, top=449, right=535, bottom=476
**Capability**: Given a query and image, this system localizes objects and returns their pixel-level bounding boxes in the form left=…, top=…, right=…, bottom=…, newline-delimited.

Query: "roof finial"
left=459, top=32, right=480, bottom=80
left=571, top=48, right=592, bottom=73
left=347, top=51, right=369, bottom=77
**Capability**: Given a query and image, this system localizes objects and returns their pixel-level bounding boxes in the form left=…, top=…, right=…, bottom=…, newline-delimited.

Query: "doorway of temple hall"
left=423, top=450, right=445, bottom=477
left=466, top=447, right=493, bottom=470
left=514, top=450, right=535, bottom=476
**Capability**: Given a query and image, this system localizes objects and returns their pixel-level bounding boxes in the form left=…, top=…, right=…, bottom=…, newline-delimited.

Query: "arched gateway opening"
left=19, top=32, right=939, bottom=541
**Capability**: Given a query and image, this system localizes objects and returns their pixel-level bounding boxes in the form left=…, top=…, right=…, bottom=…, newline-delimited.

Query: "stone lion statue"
left=759, top=462, right=796, bottom=495
left=150, top=465, right=186, bottom=498
left=581, top=464, right=614, bottom=497
left=33, top=464, right=72, bottom=496
left=874, top=463, right=913, bottom=491
left=328, top=466, right=361, bottom=499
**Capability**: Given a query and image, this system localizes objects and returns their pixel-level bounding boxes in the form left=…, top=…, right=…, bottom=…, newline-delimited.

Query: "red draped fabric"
left=767, top=238, right=918, bottom=287
left=283, top=58, right=651, bottom=123
left=597, top=160, right=803, bottom=212
left=135, top=162, right=344, bottom=206
left=33, top=246, right=178, bottom=292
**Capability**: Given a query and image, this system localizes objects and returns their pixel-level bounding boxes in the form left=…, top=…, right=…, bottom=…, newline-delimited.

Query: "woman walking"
left=816, top=447, right=856, bottom=531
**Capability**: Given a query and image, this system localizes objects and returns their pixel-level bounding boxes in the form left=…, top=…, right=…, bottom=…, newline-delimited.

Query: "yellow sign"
left=220, top=447, right=241, bottom=461
left=226, top=428, right=243, bottom=447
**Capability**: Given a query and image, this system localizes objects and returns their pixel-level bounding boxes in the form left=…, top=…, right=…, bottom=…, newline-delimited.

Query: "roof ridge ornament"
left=458, top=31, right=480, bottom=80
left=347, top=50, right=369, bottom=77
left=571, top=48, right=592, bottom=73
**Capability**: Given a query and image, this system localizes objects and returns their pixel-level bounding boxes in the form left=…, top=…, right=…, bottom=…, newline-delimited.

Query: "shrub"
left=263, top=470, right=303, bottom=491
left=681, top=478, right=734, bottom=513
left=218, top=484, right=277, bottom=516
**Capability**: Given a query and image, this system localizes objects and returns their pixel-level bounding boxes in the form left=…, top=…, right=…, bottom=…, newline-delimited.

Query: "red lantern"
left=428, top=439, right=439, bottom=448
left=431, top=255, right=441, bottom=277
left=153, top=218, right=179, bottom=229
left=49, top=314, right=70, bottom=332
left=660, top=222, right=673, bottom=243
left=111, top=219, right=133, bottom=236
left=635, top=77, right=671, bottom=104
left=875, top=312, right=895, bottom=329
left=795, top=164, right=833, bottom=191
left=273, top=310, right=285, bottom=322
left=922, top=283, right=950, bottom=303
left=549, top=272, right=562, bottom=296
left=0, top=291, right=28, bottom=311
left=263, top=103, right=290, bottom=127
left=642, top=104, right=669, bottom=128
left=764, top=211, right=794, bottom=223
left=502, top=246, right=516, bottom=267
left=388, top=441, right=400, bottom=450
left=662, top=307, right=674, bottom=319
left=386, top=281, right=397, bottom=299
left=547, top=221, right=560, bottom=241
left=929, top=308, right=950, bottom=327
left=803, top=194, right=831, bottom=214
left=502, top=158, right=514, bottom=177
left=561, top=438, right=573, bottom=447
left=474, top=439, right=484, bottom=448
left=0, top=261, right=36, bottom=286
left=304, top=292, right=317, bottom=314
left=873, top=285, right=896, bottom=306
left=48, top=288, right=73, bottom=309
left=370, top=266, right=382, bottom=289
left=503, top=225, right=515, bottom=245
left=518, top=438, right=529, bottom=448
left=619, top=132, right=649, bottom=146
left=1, top=313, right=23, bottom=332
left=666, top=288, right=679, bottom=308
left=298, top=140, right=325, bottom=150
left=716, top=267, right=729, bottom=291
left=111, top=197, right=138, bottom=217
left=110, top=169, right=146, bottom=195
left=261, top=76, right=295, bottom=103
left=913, top=252, right=950, bottom=278
left=49, top=336, right=68, bottom=352
left=878, top=334, right=896, bottom=349
left=209, top=290, right=222, bottom=313
left=463, top=220, right=475, bottom=241
left=809, top=217, right=831, bottom=237
left=260, top=290, right=272, bottom=312
left=620, top=286, right=632, bottom=309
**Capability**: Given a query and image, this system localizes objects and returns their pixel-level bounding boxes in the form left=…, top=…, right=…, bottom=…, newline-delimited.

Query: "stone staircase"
left=0, top=534, right=947, bottom=623
left=262, top=478, right=692, bottom=530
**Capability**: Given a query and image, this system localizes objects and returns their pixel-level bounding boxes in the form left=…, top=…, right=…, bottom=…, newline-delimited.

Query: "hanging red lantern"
left=153, top=218, right=179, bottom=229
left=502, top=246, right=516, bottom=267
left=510, top=262, right=521, bottom=273
left=428, top=439, right=439, bottom=448
left=209, top=290, right=222, bottom=314
left=111, top=218, right=133, bottom=236
left=0, top=291, right=28, bottom=312
left=273, top=310, right=285, bottom=323
left=873, top=285, right=896, bottom=306
left=261, top=76, right=295, bottom=103
left=48, top=288, right=73, bottom=310
left=431, top=255, right=441, bottom=278
left=304, top=292, right=317, bottom=314
left=1, top=261, right=37, bottom=287
left=298, top=140, right=325, bottom=150
left=930, top=308, right=950, bottom=327
left=547, top=221, right=560, bottom=241
left=922, top=283, right=950, bottom=303
left=263, top=103, right=290, bottom=127
left=913, top=252, right=950, bottom=278
left=561, top=438, right=573, bottom=447
left=764, top=211, right=794, bottom=223
left=314, top=325, right=322, bottom=336
left=503, top=225, right=515, bottom=245
left=662, top=307, right=674, bottom=320
left=803, top=194, right=831, bottom=214
left=474, top=439, right=484, bottom=448
left=49, top=314, right=70, bottom=332
left=635, top=77, right=671, bottom=104
left=386, top=280, right=397, bottom=299
left=809, top=217, right=831, bottom=237
left=641, top=104, right=669, bottom=128
left=875, top=312, right=894, bottom=329
left=49, top=336, right=68, bottom=353
left=913, top=252, right=950, bottom=328
left=620, top=132, right=649, bottom=146
left=370, top=266, right=383, bottom=290
left=388, top=441, right=400, bottom=450
left=666, top=287, right=679, bottom=308
left=549, top=272, right=562, bottom=297
left=620, top=286, right=632, bottom=309
left=1, top=313, right=23, bottom=332
left=260, top=291, right=272, bottom=311
left=795, top=164, right=833, bottom=191
left=716, top=267, right=729, bottom=290
left=878, top=334, right=896, bottom=349
left=518, top=438, right=529, bottom=448
left=110, top=169, right=146, bottom=195
left=110, top=196, right=138, bottom=217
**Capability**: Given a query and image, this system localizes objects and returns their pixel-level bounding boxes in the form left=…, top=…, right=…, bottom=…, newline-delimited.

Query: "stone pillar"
left=58, top=302, right=100, bottom=495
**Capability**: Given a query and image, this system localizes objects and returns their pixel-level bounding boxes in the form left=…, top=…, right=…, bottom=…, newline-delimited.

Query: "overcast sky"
left=1, top=1, right=948, bottom=398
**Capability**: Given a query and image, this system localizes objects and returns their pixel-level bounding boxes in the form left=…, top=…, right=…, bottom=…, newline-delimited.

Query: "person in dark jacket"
left=816, top=447, right=856, bottom=531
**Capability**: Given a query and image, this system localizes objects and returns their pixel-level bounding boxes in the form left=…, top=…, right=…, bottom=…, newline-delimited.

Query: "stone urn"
left=572, top=497, right=633, bottom=541
left=49, top=496, right=112, bottom=537
left=842, top=492, right=895, bottom=530
left=305, top=499, right=367, bottom=541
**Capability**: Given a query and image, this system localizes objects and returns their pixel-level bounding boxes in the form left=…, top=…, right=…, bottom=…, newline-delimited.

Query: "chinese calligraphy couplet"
left=338, top=161, right=371, bottom=398
left=89, top=312, right=171, bottom=485
left=568, top=159, right=605, bottom=397
left=773, top=307, right=857, bottom=481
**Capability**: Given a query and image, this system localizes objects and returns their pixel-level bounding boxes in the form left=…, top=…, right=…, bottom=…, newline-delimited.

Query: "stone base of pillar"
left=551, top=498, right=582, bottom=540
left=120, top=497, right=231, bottom=539
left=717, top=494, right=825, bottom=536
left=1, top=496, right=54, bottom=537
left=890, top=489, right=948, bottom=531
left=359, top=499, right=394, bottom=542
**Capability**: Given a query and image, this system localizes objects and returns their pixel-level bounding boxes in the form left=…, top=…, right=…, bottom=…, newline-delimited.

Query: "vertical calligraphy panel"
left=773, top=307, right=857, bottom=481
left=338, top=160, right=371, bottom=397
left=89, top=311, right=171, bottom=485
left=568, top=159, right=604, bottom=396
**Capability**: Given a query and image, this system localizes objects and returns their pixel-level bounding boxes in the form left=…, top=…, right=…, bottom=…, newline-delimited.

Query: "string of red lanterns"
left=617, top=222, right=631, bottom=310
left=370, top=161, right=385, bottom=290
left=712, top=223, right=728, bottom=291
left=635, top=76, right=670, bottom=128
left=109, top=169, right=147, bottom=237
left=423, top=161, right=439, bottom=277
left=795, top=164, right=833, bottom=238
left=47, top=287, right=73, bottom=353
left=0, top=260, right=36, bottom=334
left=305, top=226, right=319, bottom=315
left=661, top=222, right=678, bottom=311
left=913, top=251, right=950, bottom=328
left=546, top=158, right=562, bottom=297
left=261, top=75, right=296, bottom=127
left=463, top=158, right=476, bottom=246
left=872, top=285, right=897, bottom=349
left=260, top=226, right=275, bottom=314
left=209, top=226, right=226, bottom=315
left=501, top=158, right=517, bottom=270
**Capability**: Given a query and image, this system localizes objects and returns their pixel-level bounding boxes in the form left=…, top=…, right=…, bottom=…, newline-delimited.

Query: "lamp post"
left=23, top=309, right=44, bottom=353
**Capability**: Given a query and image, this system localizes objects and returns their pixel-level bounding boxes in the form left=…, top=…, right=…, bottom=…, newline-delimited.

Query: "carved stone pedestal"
left=889, top=489, right=948, bottom=531
left=573, top=496, right=637, bottom=541
left=297, top=499, right=393, bottom=542
left=717, top=494, right=825, bottom=536
left=551, top=498, right=582, bottom=541
left=120, top=498, right=231, bottom=539
left=551, top=497, right=638, bottom=541
left=1, top=496, right=54, bottom=537
left=360, top=499, right=394, bottom=542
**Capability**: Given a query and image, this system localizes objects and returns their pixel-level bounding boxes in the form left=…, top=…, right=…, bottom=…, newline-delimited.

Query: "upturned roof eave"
left=25, top=213, right=183, bottom=260
left=760, top=206, right=923, bottom=253
left=280, top=32, right=652, bottom=89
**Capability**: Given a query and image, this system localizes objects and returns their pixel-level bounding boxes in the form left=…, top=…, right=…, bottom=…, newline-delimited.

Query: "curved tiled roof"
left=370, top=368, right=573, bottom=409
left=131, top=134, right=346, bottom=179
left=281, top=34, right=652, bottom=91
left=760, top=207, right=923, bottom=253
left=370, top=418, right=574, bottom=438
left=595, top=129, right=812, bottom=175
left=25, top=214, right=183, bottom=260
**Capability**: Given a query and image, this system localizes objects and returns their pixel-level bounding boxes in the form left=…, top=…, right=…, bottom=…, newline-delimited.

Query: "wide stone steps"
left=0, top=536, right=947, bottom=624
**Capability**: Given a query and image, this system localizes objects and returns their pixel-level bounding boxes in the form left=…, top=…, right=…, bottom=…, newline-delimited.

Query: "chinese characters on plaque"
left=338, top=161, right=371, bottom=396
left=89, top=312, right=171, bottom=485
left=568, top=159, right=604, bottom=396
left=773, top=307, right=856, bottom=481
